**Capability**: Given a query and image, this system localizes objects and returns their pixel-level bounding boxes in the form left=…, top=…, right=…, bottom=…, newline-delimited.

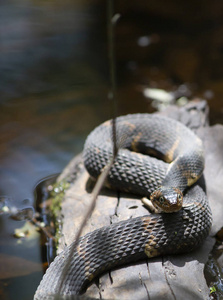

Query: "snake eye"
left=159, top=196, right=164, bottom=204
left=178, top=194, right=182, bottom=201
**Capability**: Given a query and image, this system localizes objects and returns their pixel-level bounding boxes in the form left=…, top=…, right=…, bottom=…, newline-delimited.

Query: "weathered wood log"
left=55, top=100, right=223, bottom=299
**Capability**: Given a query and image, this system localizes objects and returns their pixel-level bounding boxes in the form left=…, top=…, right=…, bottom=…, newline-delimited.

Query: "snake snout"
left=150, top=187, right=183, bottom=213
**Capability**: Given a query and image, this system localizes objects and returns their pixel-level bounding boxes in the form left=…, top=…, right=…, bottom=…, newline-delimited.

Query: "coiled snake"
left=34, top=114, right=212, bottom=299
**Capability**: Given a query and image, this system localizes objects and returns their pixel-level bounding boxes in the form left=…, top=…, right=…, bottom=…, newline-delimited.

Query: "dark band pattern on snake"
left=34, top=114, right=212, bottom=299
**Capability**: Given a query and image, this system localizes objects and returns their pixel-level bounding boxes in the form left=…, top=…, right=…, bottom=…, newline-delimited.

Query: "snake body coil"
left=34, top=114, right=212, bottom=299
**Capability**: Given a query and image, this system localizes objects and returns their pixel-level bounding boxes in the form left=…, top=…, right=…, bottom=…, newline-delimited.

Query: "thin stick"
left=107, top=0, right=120, bottom=156
left=56, top=0, right=119, bottom=295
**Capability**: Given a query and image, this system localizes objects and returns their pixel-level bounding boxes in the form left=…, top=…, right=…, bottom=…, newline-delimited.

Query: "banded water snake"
left=34, top=114, right=212, bottom=298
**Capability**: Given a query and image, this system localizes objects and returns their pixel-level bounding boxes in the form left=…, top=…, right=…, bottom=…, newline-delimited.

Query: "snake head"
left=150, top=187, right=183, bottom=213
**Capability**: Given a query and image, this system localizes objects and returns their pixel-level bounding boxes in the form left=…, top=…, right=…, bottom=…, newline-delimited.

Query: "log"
left=54, top=100, right=223, bottom=299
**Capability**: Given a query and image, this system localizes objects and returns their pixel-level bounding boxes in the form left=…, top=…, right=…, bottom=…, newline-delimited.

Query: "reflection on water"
left=0, top=1, right=106, bottom=99
left=0, top=1, right=110, bottom=299
left=1, top=0, right=223, bottom=299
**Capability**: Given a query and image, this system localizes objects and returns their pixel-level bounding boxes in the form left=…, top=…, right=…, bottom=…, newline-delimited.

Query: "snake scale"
left=34, top=114, right=212, bottom=299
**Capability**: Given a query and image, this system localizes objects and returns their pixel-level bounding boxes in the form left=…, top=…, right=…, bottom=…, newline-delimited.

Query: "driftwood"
left=55, top=100, right=223, bottom=300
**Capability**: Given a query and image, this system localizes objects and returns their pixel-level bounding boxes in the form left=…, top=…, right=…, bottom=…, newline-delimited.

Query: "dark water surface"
left=1, top=1, right=223, bottom=299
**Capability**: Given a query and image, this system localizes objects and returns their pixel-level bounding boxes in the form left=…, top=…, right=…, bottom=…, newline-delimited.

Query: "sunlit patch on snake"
left=34, top=114, right=212, bottom=299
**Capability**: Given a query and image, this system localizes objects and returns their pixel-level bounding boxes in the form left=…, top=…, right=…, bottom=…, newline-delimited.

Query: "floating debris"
left=14, top=221, right=39, bottom=240
left=10, top=207, right=34, bottom=221
left=143, top=87, right=175, bottom=102
left=143, top=86, right=191, bottom=111
left=143, top=87, right=175, bottom=111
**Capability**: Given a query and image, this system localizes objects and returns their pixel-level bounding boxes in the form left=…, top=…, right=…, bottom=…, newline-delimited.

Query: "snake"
left=34, top=113, right=212, bottom=299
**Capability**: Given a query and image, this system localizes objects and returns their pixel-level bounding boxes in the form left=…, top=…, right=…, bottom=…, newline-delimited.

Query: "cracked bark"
left=56, top=100, right=223, bottom=299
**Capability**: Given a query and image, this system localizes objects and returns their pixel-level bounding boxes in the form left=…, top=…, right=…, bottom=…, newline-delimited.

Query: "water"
left=1, top=1, right=223, bottom=299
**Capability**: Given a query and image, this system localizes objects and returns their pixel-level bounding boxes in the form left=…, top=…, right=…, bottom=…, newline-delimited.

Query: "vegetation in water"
left=48, top=179, right=70, bottom=246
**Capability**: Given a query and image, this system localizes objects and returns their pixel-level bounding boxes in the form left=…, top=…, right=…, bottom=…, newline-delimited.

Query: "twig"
left=56, top=0, right=119, bottom=295
left=107, top=0, right=120, bottom=156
